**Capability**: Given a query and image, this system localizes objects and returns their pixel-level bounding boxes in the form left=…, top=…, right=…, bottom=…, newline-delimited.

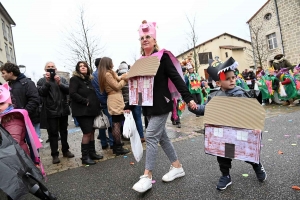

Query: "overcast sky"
left=2, top=0, right=266, bottom=82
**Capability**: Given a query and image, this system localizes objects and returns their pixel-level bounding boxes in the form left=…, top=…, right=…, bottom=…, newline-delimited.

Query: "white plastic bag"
left=123, top=112, right=143, bottom=162
left=123, top=113, right=134, bottom=138
left=130, top=126, right=143, bottom=162
left=279, top=83, right=287, bottom=97
left=254, top=82, right=259, bottom=91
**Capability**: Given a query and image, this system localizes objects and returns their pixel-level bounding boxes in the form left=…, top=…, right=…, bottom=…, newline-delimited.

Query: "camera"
left=46, top=69, right=56, bottom=80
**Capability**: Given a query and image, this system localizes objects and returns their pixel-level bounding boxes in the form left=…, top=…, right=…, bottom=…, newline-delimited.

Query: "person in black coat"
left=69, top=61, right=103, bottom=165
left=0, top=62, right=42, bottom=162
left=37, top=61, right=74, bottom=164
left=0, top=63, right=40, bottom=132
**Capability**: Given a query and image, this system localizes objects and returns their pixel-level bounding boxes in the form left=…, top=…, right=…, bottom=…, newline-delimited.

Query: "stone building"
left=247, top=0, right=300, bottom=67
left=176, top=33, right=253, bottom=79
left=0, top=3, right=16, bottom=83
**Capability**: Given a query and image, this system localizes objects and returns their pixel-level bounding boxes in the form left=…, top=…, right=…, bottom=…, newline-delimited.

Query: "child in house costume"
left=276, top=68, right=297, bottom=106
left=189, top=57, right=267, bottom=191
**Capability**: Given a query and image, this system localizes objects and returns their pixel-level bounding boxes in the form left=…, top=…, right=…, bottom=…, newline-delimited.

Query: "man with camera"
left=37, top=62, right=74, bottom=164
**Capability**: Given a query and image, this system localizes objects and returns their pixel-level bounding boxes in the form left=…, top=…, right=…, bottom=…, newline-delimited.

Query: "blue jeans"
left=132, top=106, right=144, bottom=138
left=98, top=108, right=114, bottom=146
left=73, top=117, right=79, bottom=127
left=33, top=123, right=41, bottom=138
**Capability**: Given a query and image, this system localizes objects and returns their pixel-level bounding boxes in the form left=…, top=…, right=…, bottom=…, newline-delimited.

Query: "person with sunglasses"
left=131, top=20, right=197, bottom=193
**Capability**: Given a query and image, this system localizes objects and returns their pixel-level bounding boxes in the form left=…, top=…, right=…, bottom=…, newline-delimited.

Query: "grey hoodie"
left=189, top=86, right=249, bottom=115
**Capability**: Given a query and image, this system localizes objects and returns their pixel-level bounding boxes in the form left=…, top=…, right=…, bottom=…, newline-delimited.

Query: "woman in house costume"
left=131, top=20, right=197, bottom=193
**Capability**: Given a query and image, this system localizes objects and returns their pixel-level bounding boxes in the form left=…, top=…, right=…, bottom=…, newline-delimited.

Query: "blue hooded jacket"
left=91, top=69, right=108, bottom=108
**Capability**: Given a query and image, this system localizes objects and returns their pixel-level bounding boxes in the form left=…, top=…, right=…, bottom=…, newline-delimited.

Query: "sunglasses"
left=140, top=35, right=152, bottom=41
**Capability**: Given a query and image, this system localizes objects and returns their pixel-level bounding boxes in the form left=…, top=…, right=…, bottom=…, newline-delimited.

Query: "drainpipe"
left=10, top=24, right=17, bottom=64
left=247, top=23, right=257, bottom=68
left=274, top=0, right=285, bottom=54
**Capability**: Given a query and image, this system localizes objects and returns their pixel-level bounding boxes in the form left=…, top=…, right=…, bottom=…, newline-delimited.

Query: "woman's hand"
left=188, top=100, right=197, bottom=110
left=121, top=73, right=128, bottom=81
left=124, top=110, right=131, bottom=114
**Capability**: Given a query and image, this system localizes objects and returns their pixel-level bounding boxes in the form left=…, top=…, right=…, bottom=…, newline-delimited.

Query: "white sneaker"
left=39, top=138, right=43, bottom=143
left=132, top=175, right=152, bottom=193
left=162, top=165, right=185, bottom=182
left=261, top=103, right=266, bottom=106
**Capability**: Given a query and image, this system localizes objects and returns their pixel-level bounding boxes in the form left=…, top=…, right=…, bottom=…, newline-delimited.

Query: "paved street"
left=3, top=104, right=300, bottom=199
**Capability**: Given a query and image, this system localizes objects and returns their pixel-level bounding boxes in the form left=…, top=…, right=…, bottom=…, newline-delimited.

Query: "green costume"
left=236, top=78, right=250, bottom=91
left=264, top=75, right=279, bottom=97
left=293, top=73, right=300, bottom=98
left=278, top=74, right=297, bottom=100
left=257, top=77, right=270, bottom=100
left=185, top=73, right=204, bottom=104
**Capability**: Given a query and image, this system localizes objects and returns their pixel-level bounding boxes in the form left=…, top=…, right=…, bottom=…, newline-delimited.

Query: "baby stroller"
left=0, top=124, right=57, bottom=200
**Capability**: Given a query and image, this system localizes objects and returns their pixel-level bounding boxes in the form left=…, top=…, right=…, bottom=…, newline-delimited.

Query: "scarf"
left=0, top=105, right=14, bottom=117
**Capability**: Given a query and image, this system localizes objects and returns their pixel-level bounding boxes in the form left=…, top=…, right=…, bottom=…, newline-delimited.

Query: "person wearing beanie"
left=91, top=58, right=114, bottom=150
left=131, top=20, right=197, bottom=193
left=273, top=54, right=293, bottom=71
left=189, top=57, right=267, bottom=191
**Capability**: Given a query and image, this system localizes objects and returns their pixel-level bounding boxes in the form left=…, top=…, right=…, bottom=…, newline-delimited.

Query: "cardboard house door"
left=204, top=69, right=209, bottom=80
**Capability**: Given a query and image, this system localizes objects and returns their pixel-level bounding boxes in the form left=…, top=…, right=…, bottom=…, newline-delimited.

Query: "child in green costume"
left=255, top=72, right=270, bottom=105
left=184, top=63, right=204, bottom=105
left=277, top=68, right=297, bottom=106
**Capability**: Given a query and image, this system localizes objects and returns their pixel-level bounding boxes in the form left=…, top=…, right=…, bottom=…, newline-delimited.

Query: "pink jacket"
left=2, top=115, right=30, bottom=155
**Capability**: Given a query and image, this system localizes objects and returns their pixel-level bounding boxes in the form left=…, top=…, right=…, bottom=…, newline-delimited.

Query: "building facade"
left=247, top=0, right=300, bottom=67
left=0, top=3, right=16, bottom=83
left=176, top=33, right=253, bottom=79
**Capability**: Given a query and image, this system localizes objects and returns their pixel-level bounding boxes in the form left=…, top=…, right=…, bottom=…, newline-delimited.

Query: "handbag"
left=93, top=110, right=110, bottom=129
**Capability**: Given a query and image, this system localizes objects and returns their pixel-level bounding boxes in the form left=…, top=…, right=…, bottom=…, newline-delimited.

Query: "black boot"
left=113, top=144, right=130, bottom=156
left=89, top=141, right=103, bottom=160
left=81, top=143, right=96, bottom=165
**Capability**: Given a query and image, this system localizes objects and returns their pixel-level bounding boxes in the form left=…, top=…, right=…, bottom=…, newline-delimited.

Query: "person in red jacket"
left=0, top=83, right=30, bottom=155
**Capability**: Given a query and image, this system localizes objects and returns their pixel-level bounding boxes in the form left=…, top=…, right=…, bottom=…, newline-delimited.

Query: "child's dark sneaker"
left=253, top=163, right=267, bottom=182
left=216, top=175, right=232, bottom=191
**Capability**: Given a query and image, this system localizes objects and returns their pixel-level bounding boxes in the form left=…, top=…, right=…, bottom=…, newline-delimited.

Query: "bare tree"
left=185, top=14, right=200, bottom=72
left=247, top=23, right=270, bottom=68
left=130, top=50, right=139, bottom=64
left=64, top=7, right=105, bottom=73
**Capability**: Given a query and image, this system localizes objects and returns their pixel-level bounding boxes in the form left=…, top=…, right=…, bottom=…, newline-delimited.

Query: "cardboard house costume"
left=203, top=97, right=266, bottom=164
left=127, top=56, right=159, bottom=106
left=203, top=57, right=266, bottom=164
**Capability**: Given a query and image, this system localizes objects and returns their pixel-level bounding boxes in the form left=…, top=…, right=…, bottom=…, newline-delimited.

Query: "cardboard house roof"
left=127, top=56, right=160, bottom=78
left=203, top=96, right=266, bottom=130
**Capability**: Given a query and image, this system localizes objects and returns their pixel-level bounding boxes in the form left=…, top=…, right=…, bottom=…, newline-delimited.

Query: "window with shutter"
left=198, top=52, right=212, bottom=64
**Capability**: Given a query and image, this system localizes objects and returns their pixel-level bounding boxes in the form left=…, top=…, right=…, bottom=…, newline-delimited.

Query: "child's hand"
left=188, top=100, right=197, bottom=110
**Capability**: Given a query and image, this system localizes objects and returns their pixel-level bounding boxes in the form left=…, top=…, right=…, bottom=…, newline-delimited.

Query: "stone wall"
left=248, top=0, right=283, bottom=66
left=276, top=0, right=300, bottom=65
